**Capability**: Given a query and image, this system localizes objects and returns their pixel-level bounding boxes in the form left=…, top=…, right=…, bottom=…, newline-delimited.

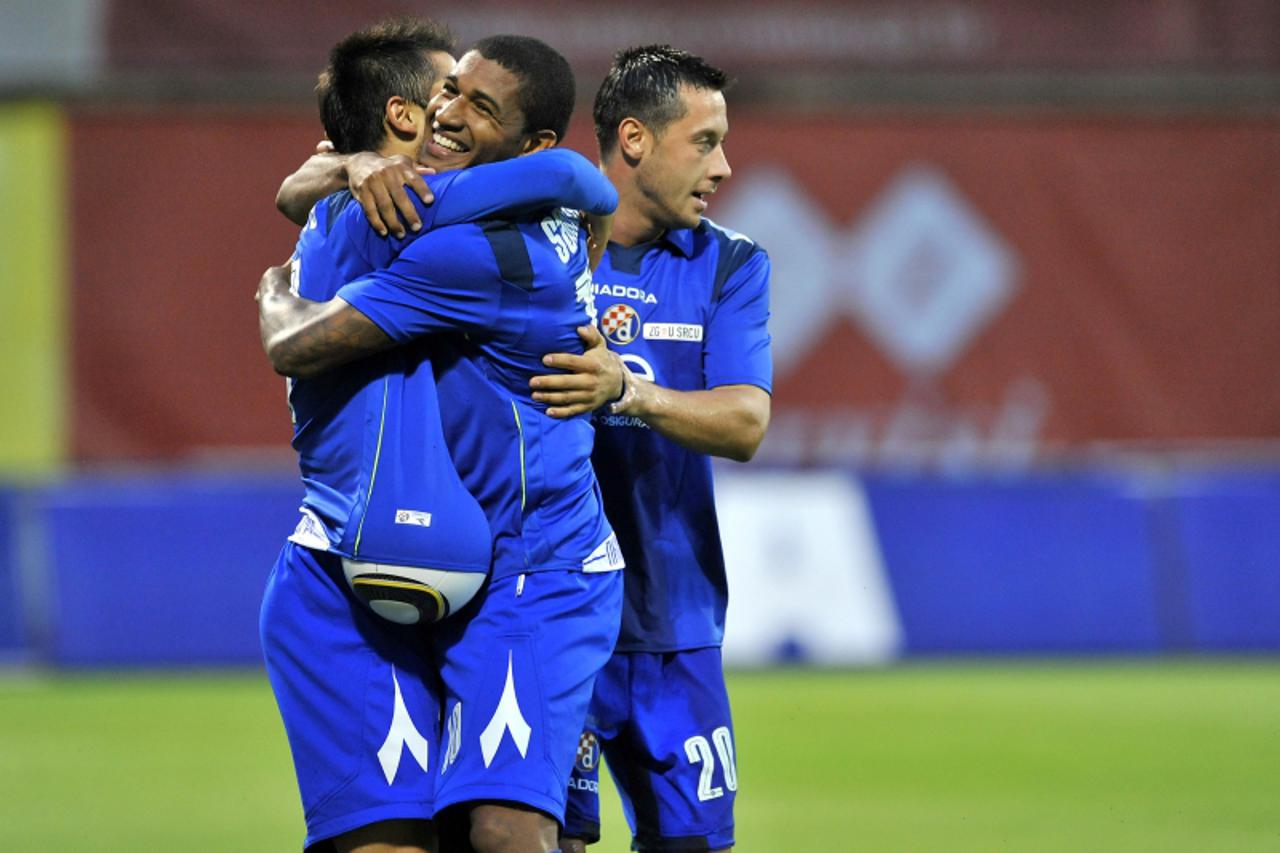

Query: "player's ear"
left=521, top=129, right=557, bottom=155
left=385, top=96, right=420, bottom=137
left=616, top=117, right=648, bottom=163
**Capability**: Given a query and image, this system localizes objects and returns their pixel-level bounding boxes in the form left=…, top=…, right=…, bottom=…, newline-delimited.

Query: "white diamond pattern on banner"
left=717, top=164, right=1018, bottom=382
left=843, top=166, right=1018, bottom=376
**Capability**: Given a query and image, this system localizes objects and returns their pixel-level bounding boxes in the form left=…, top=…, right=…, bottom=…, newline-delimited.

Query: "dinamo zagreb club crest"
left=600, top=303, right=640, bottom=345
left=575, top=731, right=601, bottom=771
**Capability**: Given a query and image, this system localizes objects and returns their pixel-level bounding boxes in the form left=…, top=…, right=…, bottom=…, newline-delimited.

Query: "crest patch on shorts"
left=576, top=731, right=601, bottom=772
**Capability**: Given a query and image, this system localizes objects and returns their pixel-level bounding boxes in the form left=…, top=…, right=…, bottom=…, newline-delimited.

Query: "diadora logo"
left=600, top=303, right=641, bottom=346
left=595, top=283, right=657, bottom=304
left=575, top=732, right=601, bottom=772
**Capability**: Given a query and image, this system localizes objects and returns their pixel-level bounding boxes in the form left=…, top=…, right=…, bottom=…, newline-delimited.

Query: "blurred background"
left=0, top=1, right=1277, bottom=850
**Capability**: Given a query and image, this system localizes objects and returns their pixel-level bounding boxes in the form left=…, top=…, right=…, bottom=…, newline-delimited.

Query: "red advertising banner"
left=68, top=110, right=320, bottom=462
left=68, top=110, right=1280, bottom=465
left=106, top=0, right=1280, bottom=76
left=687, top=115, right=1280, bottom=465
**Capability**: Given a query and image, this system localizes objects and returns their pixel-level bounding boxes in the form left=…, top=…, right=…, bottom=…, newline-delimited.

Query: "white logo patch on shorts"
left=582, top=532, right=626, bottom=573
left=288, top=507, right=331, bottom=550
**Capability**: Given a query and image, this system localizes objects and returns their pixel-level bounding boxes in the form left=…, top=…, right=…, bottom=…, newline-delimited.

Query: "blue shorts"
left=260, top=542, right=441, bottom=849
left=563, top=648, right=737, bottom=851
left=431, top=569, right=623, bottom=821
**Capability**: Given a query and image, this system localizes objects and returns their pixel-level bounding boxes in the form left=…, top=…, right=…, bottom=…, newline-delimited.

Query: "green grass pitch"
left=1, top=662, right=1277, bottom=851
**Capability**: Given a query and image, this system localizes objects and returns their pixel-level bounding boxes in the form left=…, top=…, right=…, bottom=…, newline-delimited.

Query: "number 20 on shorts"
left=684, top=726, right=738, bottom=801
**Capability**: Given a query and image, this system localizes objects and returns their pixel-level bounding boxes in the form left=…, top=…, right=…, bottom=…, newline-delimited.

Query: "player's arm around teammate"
left=532, top=335, right=767, bottom=459
left=257, top=255, right=619, bottom=384
left=277, top=143, right=437, bottom=238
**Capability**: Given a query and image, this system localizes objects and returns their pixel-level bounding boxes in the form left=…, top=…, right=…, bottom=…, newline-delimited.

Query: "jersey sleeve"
left=703, top=248, right=774, bottom=393
left=429, top=149, right=619, bottom=219
left=336, top=224, right=506, bottom=343
left=336, top=150, right=618, bottom=264
left=332, top=174, right=468, bottom=268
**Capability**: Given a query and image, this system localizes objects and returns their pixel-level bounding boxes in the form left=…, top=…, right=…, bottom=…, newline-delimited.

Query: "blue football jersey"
left=288, top=149, right=617, bottom=573
left=338, top=208, right=622, bottom=581
left=590, top=220, right=773, bottom=651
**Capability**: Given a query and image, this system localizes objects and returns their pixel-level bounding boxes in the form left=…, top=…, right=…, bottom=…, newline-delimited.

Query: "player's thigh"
left=470, top=802, right=560, bottom=853
left=330, top=817, right=435, bottom=853
left=432, top=569, right=623, bottom=820
left=262, top=542, right=441, bottom=846
left=609, top=648, right=737, bottom=852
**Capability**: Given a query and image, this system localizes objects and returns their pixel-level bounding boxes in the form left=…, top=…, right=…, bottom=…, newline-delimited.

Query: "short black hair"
left=593, top=45, right=730, bottom=156
left=472, top=34, right=575, bottom=143
left=317, top=18, right=456, bottom=154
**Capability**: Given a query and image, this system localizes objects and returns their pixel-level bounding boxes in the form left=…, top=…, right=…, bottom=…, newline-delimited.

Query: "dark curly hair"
left=317, top=18, right=456, bottom=153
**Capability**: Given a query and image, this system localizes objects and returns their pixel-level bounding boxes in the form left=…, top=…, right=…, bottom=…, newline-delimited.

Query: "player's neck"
left=602, top=159, right=661, bottom=248
left=379, top=140, right=418, bottom=161
left=608, top=209, right=663, bottom=248
left=609, top=183, right=667, bottom=248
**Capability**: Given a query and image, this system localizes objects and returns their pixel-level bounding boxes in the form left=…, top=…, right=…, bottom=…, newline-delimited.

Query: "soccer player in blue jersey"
left=259, top=35, right=626, bottom=853
left=259, top=22, right=619, bottom=853
left=531, top=47, right=773, bottom=853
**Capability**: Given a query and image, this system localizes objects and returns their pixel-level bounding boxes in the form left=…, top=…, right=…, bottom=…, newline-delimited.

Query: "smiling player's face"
left=419, top=51, right=532, bottom=172
left=425, top=50, right=456, bottom=102
left=636, top=84, right=732, bottom=231
left=405, top=50, right=456, bottom=156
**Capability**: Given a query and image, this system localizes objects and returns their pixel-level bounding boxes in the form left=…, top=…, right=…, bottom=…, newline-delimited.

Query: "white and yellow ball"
left=341, top=559, right=485, bottom=625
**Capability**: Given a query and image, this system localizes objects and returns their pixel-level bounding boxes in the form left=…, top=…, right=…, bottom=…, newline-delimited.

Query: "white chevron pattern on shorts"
left=478, top=650, right=532, bottom=768
left=376, top=667, right=431, bottom=784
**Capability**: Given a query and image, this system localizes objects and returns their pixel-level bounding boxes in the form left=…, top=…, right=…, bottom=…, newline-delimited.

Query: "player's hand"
left=347, top=151, right=436, bottom=239
left=530, top=324, right=625, bottom=418
left=584, top=211, right=613, bottom=271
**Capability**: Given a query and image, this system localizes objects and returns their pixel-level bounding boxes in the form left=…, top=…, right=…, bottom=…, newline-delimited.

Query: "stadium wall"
left=0, top=467, right=1275, bottom=667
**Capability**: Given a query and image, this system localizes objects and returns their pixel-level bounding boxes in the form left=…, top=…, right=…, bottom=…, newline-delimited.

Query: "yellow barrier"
left=0, top=102, right=66, bottom=477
